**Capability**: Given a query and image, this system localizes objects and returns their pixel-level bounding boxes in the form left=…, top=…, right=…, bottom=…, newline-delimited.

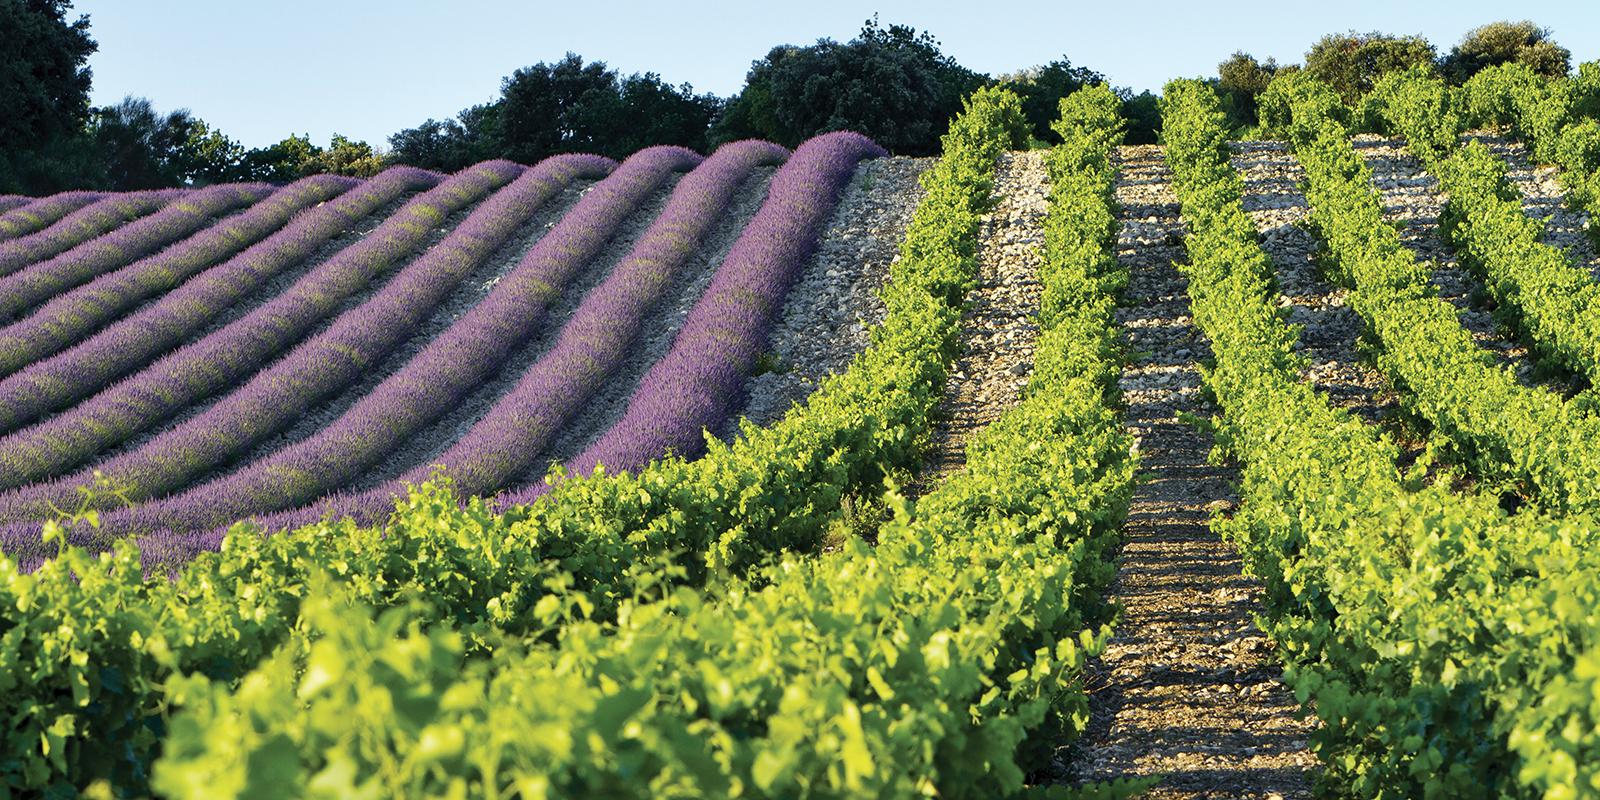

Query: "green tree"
left=712, top=18, right=985, bottom=155
left=1441, top=21, right=1571, bottom=84
left=172, top=118, right=247, bottom=184
left=497, top=53, right=617, bottom=163
left=307, top=134, right=383, bottom=177
left=1216, top=52, right=1281, bottom=130
left=607, top=72, right=719, bottom=156
left=999, top=58, right=1106, bottom=144
left=1305, top=31, right=1436, bottom=103
left=0, top=0, right=98, bottom=192
left=387, top=102, right=503, bottom=172
left=238, top=134, right=319, bottom=182
left=90, top=97, right=194, bottom=189
left=1120, top=89, right=1162, bottom=145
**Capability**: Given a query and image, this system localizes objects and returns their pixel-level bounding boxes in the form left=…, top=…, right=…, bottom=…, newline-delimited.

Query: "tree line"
left=1215, top=21, right=1573, bottom=132
left=0, top=2, right=1581, bottom=195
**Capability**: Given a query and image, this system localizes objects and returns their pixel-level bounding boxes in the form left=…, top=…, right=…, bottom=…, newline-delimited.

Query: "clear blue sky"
left=74, top=0, right=1599, bottom=150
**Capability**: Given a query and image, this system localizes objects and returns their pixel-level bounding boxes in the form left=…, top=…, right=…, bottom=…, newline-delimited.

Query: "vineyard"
left=2, top=58, right=1600, bottom=799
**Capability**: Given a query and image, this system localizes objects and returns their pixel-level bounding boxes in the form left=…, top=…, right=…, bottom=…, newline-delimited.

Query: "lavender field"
left=0, top=135, right=888, bottom=568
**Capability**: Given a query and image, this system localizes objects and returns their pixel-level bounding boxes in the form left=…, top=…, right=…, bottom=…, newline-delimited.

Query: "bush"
left=998, top=58, right=1106, bottom=144
left=1441, top=20, right=1571, bottom=85
left=1216, top=52, right=1281, bottom=130
left=711, top=18, right=985, bottom=155
left=1304, top=31, right=1436, bottom=104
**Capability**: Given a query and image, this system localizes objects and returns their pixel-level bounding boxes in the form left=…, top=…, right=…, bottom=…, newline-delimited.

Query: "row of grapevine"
left=1165, top=77, right=1600, bottom=798
left=1260, top=73, right=1600, bottom=517
left=0, top=93, right=1002, bottom=795
left=1460, top=61, right=1600, bottom=229
left=146, top=85, right=1138, bottom=800
left=1364, top=66, right=1600, bottom=388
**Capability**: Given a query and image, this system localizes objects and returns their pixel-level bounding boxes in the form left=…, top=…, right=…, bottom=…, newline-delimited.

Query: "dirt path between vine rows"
left=1470, top=132, right=1600, bottom=280
left=1065, top=144, right=1318, bottom=798
left=1354, top=135, right=1563, bottom=394
left=914, top=150, right=1047, bottom=485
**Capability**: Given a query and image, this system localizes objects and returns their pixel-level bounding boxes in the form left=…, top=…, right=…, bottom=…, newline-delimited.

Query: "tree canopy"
left=711, top=18, right=985, bottom=155
left=1304, top=31, right=1437, bottom=103
left=1442, top=21, right=1571, bottom=84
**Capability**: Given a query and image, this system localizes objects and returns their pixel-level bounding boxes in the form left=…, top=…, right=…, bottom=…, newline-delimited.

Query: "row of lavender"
left=0, top=134, right=883, bottom=568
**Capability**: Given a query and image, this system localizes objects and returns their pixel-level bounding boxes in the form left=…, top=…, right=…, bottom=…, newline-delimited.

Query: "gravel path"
left=914, top=151, right=1046, bottom=483
left=1067, top=144, right=1317, bottom=798
left=1232, top=141, right=1396, bottom=426
left=733, top=156, right=933, bottom=430
left=1352, top=135, right=1552, bottom=390
left=1469, top=132, right=1600, bottom=279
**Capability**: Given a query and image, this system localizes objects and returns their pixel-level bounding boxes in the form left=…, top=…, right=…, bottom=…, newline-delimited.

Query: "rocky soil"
left=733, top=156, right=934, bottom=430
left=1066, top=144, right=1318, bottom=798
left=1352, top=135, right=1551, bottom=389
left=1232, top=141, right=1396, bottom=425
left=913, top=151, right=1047, bottom=482
left=1469, top=132, right=1600, bottom=279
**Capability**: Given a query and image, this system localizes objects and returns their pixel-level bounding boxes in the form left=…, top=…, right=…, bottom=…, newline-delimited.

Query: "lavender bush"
left=0, top=154, right=618, bottom=522
left=0, top=164, right=507, bottom=489
left=0, top=189, right=191, bottom=279
left=0, top=191, right=106, bottom=240
left=71, top=149, right=690, bottom=534
left=0, top=185, right=273, bottom=319
left=0, top=197, right=28, bottom=213
left=231, top=142, right=780, bottom=532
left=0, top=174, right=363, bottom=377
left=503, top=131, right=886, bottom=505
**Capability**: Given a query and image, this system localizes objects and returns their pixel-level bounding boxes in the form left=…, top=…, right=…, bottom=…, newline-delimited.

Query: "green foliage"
left=1216, top=51, right=1282, bottom=130
left=491, top=54, right=720, bottom=165
left=149, top=85, right=1134, bottom=799
left=1366, top=66, right=1600, bottom=400
left=0, top=0, right=96, bottom=192
left=1303, top=30, right=1437, bottom=104
left=88, top=97, right=198, bottom=190
left=711, top=18, right=985, bottom=155
left=1118, top=89, right=1162, bottom=145
left=998, top=58, right=1107, bottom=145
left=1460, top=61, right=1600, bottom=235
left=1163, top=77, right=1600, bottom=799
left=1441, top=20, right=1571, bottom=85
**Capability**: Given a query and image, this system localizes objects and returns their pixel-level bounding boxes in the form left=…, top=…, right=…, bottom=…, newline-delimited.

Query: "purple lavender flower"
left=221, top=141, right=781, bottom=533
left=0, top=197, right=29, bottom=214
left=0, top=154, right=618, bottom=522
left=0, top=185, right=274, bottom=319
left=0, top=164, right=507, bottom=488
left=502, top=131, right=886, bottom=505
left=0, top=189, right=193, bottom=280
left=0, top=174, right=366, bottom=377
left=0, top=192, right=107, bottom=241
